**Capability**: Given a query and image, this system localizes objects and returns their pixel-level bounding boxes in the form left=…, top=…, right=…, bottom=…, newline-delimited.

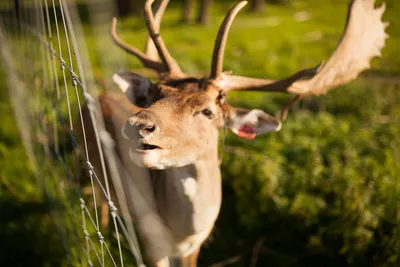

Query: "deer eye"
left=201, top=108, right=214, bottom=119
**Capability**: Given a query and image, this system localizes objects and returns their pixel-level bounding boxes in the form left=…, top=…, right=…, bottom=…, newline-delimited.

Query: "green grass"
left=87, top=0, right=399, bottom=78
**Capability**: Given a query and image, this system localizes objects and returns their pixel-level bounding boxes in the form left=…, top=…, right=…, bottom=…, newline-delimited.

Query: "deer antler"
left=144, top=0, right=183, bottom=77
left=111, top=17, right=166, bottom=72
left=111, top=0, right=183, bottom=77
left=215, top=0, right=389, bottom=95
left=209, top=1, right=248, bottom=80
left=145, top=0, right=170, bottom=61
left=286, top=0, right=389, bottom=95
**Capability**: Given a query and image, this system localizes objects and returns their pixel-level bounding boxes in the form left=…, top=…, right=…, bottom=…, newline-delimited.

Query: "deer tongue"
left=237, top=125, right=256, bottom=140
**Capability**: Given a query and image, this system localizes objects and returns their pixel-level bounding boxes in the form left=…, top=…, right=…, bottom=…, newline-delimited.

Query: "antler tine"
left=284, top=0, right=389, bottom=96
left=218, top=63, right=322, bottom=93
left=144, top=0, right=183, bottom=77
left=111, top=17, right=166, bottom=72
left=209, top=1, right=247, bottom=80
left=217, top=0, right=388, bottom=96
left=145, top=0, right=170, bottom=61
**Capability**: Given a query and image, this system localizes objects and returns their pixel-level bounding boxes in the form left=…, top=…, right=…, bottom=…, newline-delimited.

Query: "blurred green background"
left=1, top=0, right=400, bottom=266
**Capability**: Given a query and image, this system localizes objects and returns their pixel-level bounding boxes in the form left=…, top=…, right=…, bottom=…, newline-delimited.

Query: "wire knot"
left=72, top=76, right=78, bottom=87
left=97, top=231, right=104, bottom=243
left=79, top=198, right=85, bottom=208
left=108, top=201, right=118, bottom=217
left=87, top=161, right=94, bottom=170
left=87, top=161, right=94, bottom=176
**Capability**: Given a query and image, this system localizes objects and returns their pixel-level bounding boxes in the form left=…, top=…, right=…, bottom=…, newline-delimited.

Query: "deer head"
left=111, top=0, right=388, bottom=170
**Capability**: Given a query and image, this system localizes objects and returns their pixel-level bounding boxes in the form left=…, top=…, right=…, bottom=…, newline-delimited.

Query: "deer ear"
left=227, top=108, right=282, bottom=140
left=112, top=70, right=152, bottom=107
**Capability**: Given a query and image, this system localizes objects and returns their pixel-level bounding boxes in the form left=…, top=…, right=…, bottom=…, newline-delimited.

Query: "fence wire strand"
left=0, top=1, right=146, bottom=266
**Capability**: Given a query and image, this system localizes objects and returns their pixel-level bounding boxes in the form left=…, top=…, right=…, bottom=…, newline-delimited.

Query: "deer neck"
left=152, top=144, right=222, bottom=243
left=165, top=152, right=221, bottom=201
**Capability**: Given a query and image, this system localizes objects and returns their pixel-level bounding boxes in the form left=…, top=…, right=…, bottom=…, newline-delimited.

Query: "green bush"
left=202, top=83, right=400, bottom=266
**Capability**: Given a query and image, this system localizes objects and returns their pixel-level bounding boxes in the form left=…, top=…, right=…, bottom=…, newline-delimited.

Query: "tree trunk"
left=251, top=0, right=265, bottom=13
left=116, top=0, right=145, bottom=17
left=181, top=0, right=194, bottom=23
left=14, top=0, right=20, bottom=21
left=197, top=0, right=213, bottom=25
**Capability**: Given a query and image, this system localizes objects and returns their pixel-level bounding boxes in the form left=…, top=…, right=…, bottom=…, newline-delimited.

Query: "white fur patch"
left=130, top=148, right=163, bottom=169
left=181, top=177, right=197, bottom=199
left=112, top=73, right=130, bottom=93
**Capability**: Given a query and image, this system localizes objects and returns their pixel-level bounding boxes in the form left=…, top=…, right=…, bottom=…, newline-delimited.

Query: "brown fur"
left=81, top=81, right=224, bottom=266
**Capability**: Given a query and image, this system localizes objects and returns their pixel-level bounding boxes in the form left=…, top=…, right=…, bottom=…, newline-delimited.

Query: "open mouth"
left=136, top=143, right=161, bottom=152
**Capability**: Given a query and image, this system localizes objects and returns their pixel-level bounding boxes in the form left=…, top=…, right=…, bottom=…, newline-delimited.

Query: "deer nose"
left=139, top=123, right=156, bottom=137
left=122, top=117, right=157, bottom=140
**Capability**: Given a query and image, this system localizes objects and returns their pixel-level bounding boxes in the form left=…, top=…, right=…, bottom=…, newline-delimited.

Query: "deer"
left=81, top=0, right=388, bottom=266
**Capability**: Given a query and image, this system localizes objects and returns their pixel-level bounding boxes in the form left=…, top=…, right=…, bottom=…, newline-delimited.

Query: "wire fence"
left=0, top=1, right=146, bottom=266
